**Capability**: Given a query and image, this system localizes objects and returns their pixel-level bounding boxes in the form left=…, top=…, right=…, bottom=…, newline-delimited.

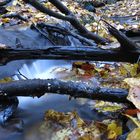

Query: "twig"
left=31, top=23, right=56, bottom=46
left=2, top=13, right=28, bottom=21
left=17, top=70, right=28, bottom=80
left=37, top=23, right=96, bottom=46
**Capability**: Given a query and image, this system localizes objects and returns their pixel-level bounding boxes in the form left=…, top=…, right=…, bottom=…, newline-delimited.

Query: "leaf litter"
left=0, top=0, right=140, bottom=139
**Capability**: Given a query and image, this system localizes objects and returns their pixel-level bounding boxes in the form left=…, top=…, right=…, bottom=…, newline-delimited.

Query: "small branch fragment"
left=2, top=13, right=28, bottom=21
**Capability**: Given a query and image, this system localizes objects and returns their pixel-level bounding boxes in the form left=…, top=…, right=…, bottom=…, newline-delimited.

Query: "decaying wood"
left=0, top=79, right=129, bottom=103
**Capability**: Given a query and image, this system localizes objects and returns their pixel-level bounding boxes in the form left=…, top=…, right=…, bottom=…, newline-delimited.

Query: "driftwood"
left=0, top=79, right=129, bottom=103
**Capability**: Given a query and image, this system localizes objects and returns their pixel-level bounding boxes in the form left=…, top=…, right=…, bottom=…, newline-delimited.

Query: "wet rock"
left=0, top=7, right=8, bottom=14
left=84, top=4, right=96, bottom=13
left=0, top=97, right=18, bottom=125
left=5, top=118, right=24, bottom=132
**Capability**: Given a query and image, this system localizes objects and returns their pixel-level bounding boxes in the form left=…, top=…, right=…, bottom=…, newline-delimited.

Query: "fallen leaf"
left=0, top=77, right=13, bottom=83
left=107, top=122, right=122, bottom=140
left=127, top=86, right=140, bottom=109
left=127, top=128, right=140, bottom=140
left=124, top=78, right=140, bottom=87
left=124, top=114, right=140, bottom=128
left=125, top=109, right=140, bottom=116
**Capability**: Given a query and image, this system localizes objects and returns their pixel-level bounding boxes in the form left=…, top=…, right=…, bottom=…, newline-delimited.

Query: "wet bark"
left=0, top=46, right=140, bottom=65
left=1, top=20, right=139, bottom=64
left=0, top=79, right=129, bottom=103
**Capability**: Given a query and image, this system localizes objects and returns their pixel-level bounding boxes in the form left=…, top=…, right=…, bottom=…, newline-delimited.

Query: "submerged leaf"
left=42, top=110, right=103, bottom=139
left=0, top=77, right=13, bottom=83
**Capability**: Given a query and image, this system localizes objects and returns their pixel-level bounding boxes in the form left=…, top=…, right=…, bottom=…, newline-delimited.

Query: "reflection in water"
left=14, top=60, right=71, bottom=80
left=0, top=60, right=99, bottom=140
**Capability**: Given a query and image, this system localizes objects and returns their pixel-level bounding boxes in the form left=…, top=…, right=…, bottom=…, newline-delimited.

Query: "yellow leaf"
left=0, top=77, right=13, bottom=83
left=78, top=134, right=93, bottom=140
left=95, top=101, right=123, bottom=112
left=124, top=78, right=140, bottom=87
left=119, top=65, right=128, bottom=76
left=127, top=128, right=140, bottom=140
left=1, top=18, right=10, bottom=23
left=119, top=64, right=138, bottom=77
left=107, top=122, right=122, bottom=140
left=124, top=114, right=140, bottom=128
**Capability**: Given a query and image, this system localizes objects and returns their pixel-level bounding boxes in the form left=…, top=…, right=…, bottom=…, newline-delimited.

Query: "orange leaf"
left=125, top=109, right=140, bottom=116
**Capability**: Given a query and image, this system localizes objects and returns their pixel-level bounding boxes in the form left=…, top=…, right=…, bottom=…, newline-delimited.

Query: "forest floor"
left=0, top=0, right=140, bottom=140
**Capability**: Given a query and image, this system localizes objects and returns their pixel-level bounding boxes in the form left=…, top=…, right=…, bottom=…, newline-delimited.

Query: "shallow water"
left=0, top=60, right=102, bottom=140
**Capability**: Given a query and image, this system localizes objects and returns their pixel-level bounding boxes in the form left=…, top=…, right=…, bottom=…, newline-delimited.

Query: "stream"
left=0, top=60, right=102, bottom=140
left=0, top=26, right=101, bottom=140
left=0, top=13, right=139, bottom=139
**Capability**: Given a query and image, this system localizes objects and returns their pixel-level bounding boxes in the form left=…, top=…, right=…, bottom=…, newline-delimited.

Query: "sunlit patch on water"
left=0, top=60, right=102, bottom=140
left=13, top=60, right=71, bottom=80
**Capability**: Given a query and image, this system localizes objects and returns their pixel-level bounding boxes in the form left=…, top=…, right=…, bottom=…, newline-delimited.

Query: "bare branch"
left=22, top=0, right=108, bottom=44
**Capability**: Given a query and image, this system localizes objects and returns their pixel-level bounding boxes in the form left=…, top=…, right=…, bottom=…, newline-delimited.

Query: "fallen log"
left=0, top=79, right=129, bottom=103
left=0, top=46, right=140, bottom=64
